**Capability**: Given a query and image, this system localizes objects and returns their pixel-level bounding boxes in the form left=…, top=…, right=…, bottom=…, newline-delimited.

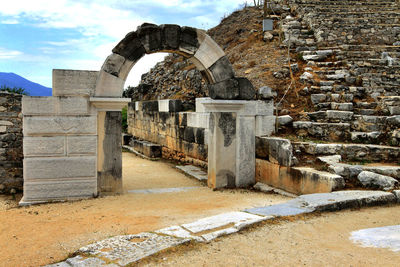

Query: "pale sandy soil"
left=0, top=152, right=289, bottom=267
left=139, top=205, right=400, bottom=267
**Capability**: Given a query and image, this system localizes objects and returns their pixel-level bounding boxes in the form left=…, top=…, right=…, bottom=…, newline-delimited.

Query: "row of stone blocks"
left=128, top=127, right=208, bottom=162
left=21, top=95, right=98, bottom=204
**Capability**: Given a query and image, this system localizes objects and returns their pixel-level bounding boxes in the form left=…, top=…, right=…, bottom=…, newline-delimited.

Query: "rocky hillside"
left=124, top=5, right=305, bottom=115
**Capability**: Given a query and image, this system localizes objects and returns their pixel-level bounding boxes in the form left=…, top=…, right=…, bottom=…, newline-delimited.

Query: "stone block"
left=94, top=70, right=125, bottom=97
left=53, top=69, right=98, bottom=96
left=67, top=136, right=97, bottom=155
left=208, top=112, right=237, bottom=189
left=22, top=179, right=97, bottom=202
left=208, top=56, right=235, bottom=83
left=263, top=137, right=293, bottom=166
left=112, top=31, right=146, bottom=62
left=255, top=100, right=274, bottom=116
left=326, top=110, right=354, bottom=121
left=357, top=171, right=398, bottom=191
left=24, top=156, right=96, bottom=180
left=237, top=77, right=255, bottom=100
left=23, top=116, right=97, bottom=136
left=208, top=78, right=240, bottom=100
left=158, top=99, right=182, bottom=112
left=137, top=23, right=162, bottom=53
left=23, top=136, right=65, bottom=157
left=179, top=26, right=199, bottom=55
left=186, top=112, right=209, bottom=129
left=22, top=96, right=89, bottom=115
left=258, top=86, right=277, bottom=100
left=195, top=97, right=211, bottom=112
left=101, top=53, right=126, bottom=77
left=389, top=106, right=400, bottom=115
left=255, top=115, right=275, bottom=136
left=193, top=31, right=225, bottom=69
left=236, top=116, right=255, bottom=187
left=161, top=24, right=181, bottom=50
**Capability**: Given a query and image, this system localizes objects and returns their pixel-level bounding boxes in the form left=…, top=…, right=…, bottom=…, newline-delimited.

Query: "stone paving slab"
left=351, top=225, right=400, bottom=252
left=245, top=190, right=396, bottom=216
left=157, top=211, right=270, bottom=242
left=245, top=202, right=313, bottom=217
left=77, top=233, right=189, bottom=266
left=176, top=165, right=208, bottom=181
left=47, top=190, right=400, bottom=266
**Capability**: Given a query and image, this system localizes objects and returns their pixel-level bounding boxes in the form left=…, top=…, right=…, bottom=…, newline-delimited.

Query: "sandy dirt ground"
left=139, top=205, right=400, bottom=267
left=0, top=152, right=289, bottom=267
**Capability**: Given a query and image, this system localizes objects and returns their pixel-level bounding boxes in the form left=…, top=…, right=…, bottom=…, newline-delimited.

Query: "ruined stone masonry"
left=0, top=92, right=22, bottom=194
left=19, top=23, right=267, bottom=205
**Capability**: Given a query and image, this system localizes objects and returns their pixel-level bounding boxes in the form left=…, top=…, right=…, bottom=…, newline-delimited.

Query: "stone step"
left=292, top=141, right=400, bottom=162
left=307, top=110, right=354, bottom=122
left=293, top=121, right=351, bottom=141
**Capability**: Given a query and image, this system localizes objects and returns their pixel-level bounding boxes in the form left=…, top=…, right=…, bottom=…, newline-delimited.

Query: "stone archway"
left=20, top=23, right=260, bottom=205
left=95, top=23, right=255, bottom=100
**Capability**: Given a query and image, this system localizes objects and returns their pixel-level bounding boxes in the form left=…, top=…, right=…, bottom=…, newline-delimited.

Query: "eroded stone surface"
left=78, top=233, right=189, bottom=266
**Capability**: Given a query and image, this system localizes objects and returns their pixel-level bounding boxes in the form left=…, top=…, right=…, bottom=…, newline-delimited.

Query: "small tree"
left=0, top=85, right=28, bottom=95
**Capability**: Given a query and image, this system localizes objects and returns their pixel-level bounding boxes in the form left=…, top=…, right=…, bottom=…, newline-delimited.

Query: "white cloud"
left=0, top=47, right=23, bottom=59
left=1, top=19, right=19, bottom=24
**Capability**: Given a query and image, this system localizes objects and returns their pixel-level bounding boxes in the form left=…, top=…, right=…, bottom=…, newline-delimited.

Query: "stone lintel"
left=90, top=97, right=131, bottom=111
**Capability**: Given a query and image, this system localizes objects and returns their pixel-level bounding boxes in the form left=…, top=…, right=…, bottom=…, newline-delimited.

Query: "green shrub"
left=0, top=85, right=28, bottom=95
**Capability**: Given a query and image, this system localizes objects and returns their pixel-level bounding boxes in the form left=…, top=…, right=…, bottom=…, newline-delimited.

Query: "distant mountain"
left=0, top=72, right=52, bottom=96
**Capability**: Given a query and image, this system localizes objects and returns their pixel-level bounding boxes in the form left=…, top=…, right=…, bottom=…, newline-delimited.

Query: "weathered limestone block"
left=53, top=69, right=98, bottom=96
left=208, top=56, right=235, bottom=83
left=22, top=96, right=89, bottom=115
left=161, top=24, right=181, bottom=50
left=255, top=159, right=344, bottom=195
left=23, top=136, right=65, bottom=157
left=236, top=116, right=255, bottom=187
left=192, top=30, right=225, bottom=69
left=101, top=53, right=126, bottom=77
left=208, top=112, right=237, bottom=189
left=186, top=112, right=209, bottom=129
left=24, top=156, right=96, bottom=180
left=258, top=137, right=294, bottom=167
left=94, top=70, right=125, bottom=97
left=357, top=171, right=398, bottom=191
left=67, top=136, right=97, bottom=155
left=179, top=26, right=200, bottom=55
left=158, top=99, right=182, bottom=112
left=22, top=179, right=97, bottom=203
left=137, top=23, right=162, bottom=53
left=255, top=115, right=275, bottom=136
left=208, top=78, right=240, bottom=99
left=23, top=116, right=97, bottom=136
left=237, top=77, right=256, bottom=100
left=97, top=111, right=122, bottom=194
left=112, top=31, right=146, bottom=62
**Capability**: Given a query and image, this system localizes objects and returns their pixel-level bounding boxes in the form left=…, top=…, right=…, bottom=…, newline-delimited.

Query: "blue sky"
left=0, top=0, right=251, bottom=88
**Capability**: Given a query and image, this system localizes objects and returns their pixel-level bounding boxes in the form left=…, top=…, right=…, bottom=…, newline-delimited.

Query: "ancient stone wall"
left=0, top=92, right=23, bottom=194
left=127, top=99, right=209, bottom=166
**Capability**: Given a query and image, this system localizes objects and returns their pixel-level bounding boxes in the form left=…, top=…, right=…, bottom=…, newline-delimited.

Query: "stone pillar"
left=90, top=97, right=131, bottom=195
left=97, top=111, right=123, bottom=194
left=203, top=100, right=257, bottom=189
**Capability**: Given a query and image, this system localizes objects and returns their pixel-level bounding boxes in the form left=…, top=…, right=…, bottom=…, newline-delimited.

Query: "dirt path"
left=0, top=152, right=289, bottom=267
left=140, top=205, right=400, bottom=267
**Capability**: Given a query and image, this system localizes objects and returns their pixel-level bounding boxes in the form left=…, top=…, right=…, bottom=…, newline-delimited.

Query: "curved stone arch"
left=94, top=23, right=255, bottom=100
